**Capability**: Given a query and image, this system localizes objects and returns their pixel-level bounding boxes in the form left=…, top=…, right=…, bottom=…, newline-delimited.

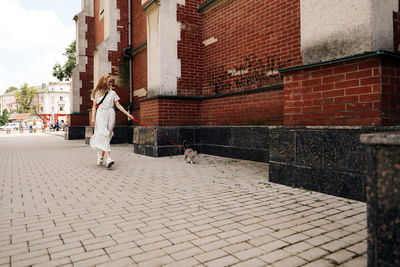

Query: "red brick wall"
left=133, top=50, right=148, bottom=106
left=201, top=89, right=284, bottom=125
left=69, top=114, right=88, bottom=126
left=133, top=0, right=147, bottom=48
left=140, top=98, right=201, bottom=126
left=132, top=0, right=148, bottom=107
left=177, top=0, right=203, bottom=96
left=381, top=57, right=400, bottom=125
left=140, top=98, right=160, bottom=126
left=94, top=0, right=105, bottom=47
left=283, top=57, right=383, bottom=126
left=201, top=0, right=302, bottom=96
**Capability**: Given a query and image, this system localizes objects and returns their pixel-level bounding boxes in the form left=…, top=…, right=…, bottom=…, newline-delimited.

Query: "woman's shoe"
left=97, top=152, right=103, bottom=166
left=106, top=158, right=115, bottom=168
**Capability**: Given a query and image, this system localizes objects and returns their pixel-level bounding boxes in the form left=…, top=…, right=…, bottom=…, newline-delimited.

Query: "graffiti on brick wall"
left=206, top=54, right=291, bottom=94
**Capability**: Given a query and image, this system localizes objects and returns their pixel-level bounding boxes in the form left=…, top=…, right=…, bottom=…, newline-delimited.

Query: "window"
left=60, top=96, right=63, bottom=101
left=60, top=106, right=64, bottom=112
left=40, top=107, right=43, bottom=112
left=60, top=88, right=63, bottom=91
left=52, top=107, right=54, bottom=112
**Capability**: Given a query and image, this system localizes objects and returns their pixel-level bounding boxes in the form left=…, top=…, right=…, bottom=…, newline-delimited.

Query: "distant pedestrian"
left=29, top=124, right=33, bottom=133
left=90, top=73, right=134, bottom=168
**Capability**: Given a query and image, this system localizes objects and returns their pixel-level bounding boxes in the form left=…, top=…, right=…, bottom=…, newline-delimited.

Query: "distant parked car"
left=0, top=123, right=20, bottom=131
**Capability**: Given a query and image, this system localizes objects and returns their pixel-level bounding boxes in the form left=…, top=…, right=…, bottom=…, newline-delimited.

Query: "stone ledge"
left=360, top=132, right=400, bottom=145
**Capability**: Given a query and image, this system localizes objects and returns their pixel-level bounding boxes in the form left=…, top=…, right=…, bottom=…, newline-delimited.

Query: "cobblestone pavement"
left=0, top=133, right=367, bottom=267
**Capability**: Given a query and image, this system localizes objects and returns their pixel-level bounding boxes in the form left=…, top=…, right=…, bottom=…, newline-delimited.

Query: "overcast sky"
left=0, top=0, right=81, bottom=95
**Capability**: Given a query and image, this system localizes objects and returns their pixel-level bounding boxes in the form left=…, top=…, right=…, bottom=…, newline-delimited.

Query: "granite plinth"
left=132, top=126, right=269, bottom=162
left=361, top=132, right=400, bottom=267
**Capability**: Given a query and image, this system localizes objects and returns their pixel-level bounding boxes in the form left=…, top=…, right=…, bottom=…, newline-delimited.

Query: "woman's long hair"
left=91, top=74, right=110, bottom=100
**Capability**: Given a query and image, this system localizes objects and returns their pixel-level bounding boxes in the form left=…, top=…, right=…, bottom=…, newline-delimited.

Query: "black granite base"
left=361, top=132, right=400, bottom=267
left=133, top=126, right=269, bottom=162
left=268, top=126, right=400, bottom=202
left=269, top=163, right=365, bottom=201
left=65, top=126, right=85, bottom=140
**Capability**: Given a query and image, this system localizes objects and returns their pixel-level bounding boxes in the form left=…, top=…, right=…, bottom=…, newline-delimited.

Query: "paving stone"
left=342, top=255, right=368, bottom=267
left=231, top=258, right=266, bottom=267
left=283, top=241, right=313, bottom=254
left=324, top=249, right=355, bottom=264
left=0, top=135, right=368, bottom=267
left=96, top=257, right=135, bottom=267
left=271, top=255, right=307, bottom=267
left=259, top=249, right=291, bottom=264
left=205, top=255, right=239, bottom=267
left=320, top=240, right=349, bottom=252
left=194, top=249, right=228, bottom=263
left=302, top=258, right=334, bottom=266
left=233, top=247, right=264, bottom=261
left=171, top=247, right=204, bottom=261
left=346, top=241, right=367, bottom=255
left=298, top=247, right=329, bottom=261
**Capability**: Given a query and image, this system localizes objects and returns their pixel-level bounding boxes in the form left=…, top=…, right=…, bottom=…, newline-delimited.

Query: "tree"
left=0, top=109, right=8, bottom=126
left=53, top=40, right=76, bottom=81
left=5, top=86, right=18, bottom=94
left=14, top=84, right=37, bottom=113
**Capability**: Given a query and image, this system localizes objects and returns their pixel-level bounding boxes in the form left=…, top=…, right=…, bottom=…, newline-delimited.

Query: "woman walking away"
left=90, top=73, right=134, bottom=168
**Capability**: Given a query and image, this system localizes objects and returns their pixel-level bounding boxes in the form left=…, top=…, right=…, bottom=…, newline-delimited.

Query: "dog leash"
left=132, top=118, right=187, bottom=152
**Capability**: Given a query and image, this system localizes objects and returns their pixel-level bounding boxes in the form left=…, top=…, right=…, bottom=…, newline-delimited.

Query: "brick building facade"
left=71, top=0, right=400, bottom=127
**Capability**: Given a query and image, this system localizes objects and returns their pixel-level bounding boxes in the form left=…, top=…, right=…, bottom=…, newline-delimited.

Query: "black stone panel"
left=313, top=168, right=365, bottom=201
left=230, top=127, right=269, bottom=149
left=110, top=126, right=130, bottom=144
left=157, top=145, right=183, bottom=157
left=269, top=129, right=295, bottom=163
left=269, top=162, right=316, bottom=191
left=134, top=144, right=157, bottom=157
left=201, top=145, right=268, bottom=162
left=179, top=127, right=197, bottom=147
left=295, top=129, right=369, bottom=174
left=269, top=162, right=365, bottom=201
left=324, top=130, right=368, bottom=174
left=296, top=130, right=334, bottom=170
left=65, top=126, right=85, bottom=140
left=127, top=126, right=134, bottom=144
left=199, top=127, right=232, bottom=146
left=154, top=127, right=196, bottom=152
left=365, top=145, right=400, bottom=266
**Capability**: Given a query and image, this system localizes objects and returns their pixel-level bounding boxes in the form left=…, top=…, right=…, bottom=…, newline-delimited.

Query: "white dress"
left=90, top=90, right=120, bottom=152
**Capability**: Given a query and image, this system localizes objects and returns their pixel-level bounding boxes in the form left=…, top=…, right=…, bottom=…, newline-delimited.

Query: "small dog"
left=183, top=141, right=198, bottom=164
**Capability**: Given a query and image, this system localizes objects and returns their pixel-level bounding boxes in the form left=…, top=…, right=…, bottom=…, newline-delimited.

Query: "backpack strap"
left=96, top=91, right=109, bottom=108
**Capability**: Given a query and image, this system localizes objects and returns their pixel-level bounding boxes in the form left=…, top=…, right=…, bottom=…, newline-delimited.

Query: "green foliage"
left=0, top=109, right=8, bottom=126
left=5, top=86, right=18, bottom=94
left=14, top=84, right=37, bottom=113
left=53, top=40, right=76, bottom=81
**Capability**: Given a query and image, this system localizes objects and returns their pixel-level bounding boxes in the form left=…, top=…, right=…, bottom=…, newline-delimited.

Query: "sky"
left=0, top=0, right=81, bottom=95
